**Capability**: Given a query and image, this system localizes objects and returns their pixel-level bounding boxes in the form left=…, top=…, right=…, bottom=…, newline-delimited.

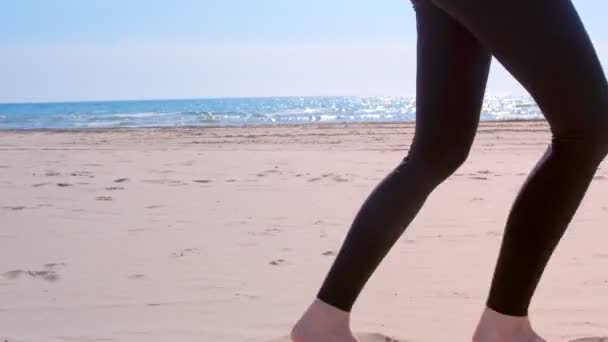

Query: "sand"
left=0, top=121, right=607, bottom=342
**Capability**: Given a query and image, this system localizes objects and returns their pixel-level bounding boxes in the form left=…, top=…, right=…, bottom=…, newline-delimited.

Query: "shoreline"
left=0, top=118, right=548, bottom=133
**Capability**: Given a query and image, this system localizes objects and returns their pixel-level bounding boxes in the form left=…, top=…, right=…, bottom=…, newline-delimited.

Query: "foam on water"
left=0, top=96, right=542, bottom=129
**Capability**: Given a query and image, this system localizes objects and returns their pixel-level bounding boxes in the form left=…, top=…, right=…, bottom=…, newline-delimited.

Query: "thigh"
left=430, top=0, right=608, bottom=137
left=409, top=0, right=492, bottom=160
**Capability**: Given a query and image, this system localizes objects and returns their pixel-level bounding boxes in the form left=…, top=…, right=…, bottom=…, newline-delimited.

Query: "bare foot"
left=291, top=299, right=358, bottom=342
left=473, top=308, right=545, bottom=342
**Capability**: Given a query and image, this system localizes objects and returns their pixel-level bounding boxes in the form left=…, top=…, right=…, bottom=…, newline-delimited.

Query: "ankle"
left=292, top=299, right=353, bottom=337
left=473, top=308, right=538, bottom=342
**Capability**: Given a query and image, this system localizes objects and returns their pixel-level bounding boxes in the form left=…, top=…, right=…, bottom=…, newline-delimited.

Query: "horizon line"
left=0, top=92, right=530, bottom=106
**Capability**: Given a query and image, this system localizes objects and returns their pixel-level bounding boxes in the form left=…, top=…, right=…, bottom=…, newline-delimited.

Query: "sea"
left=0, top=96, right=542, bottom=130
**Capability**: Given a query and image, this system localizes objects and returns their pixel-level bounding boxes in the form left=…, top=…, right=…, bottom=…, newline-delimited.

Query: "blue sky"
left=2, top=0, right=608, bottom=103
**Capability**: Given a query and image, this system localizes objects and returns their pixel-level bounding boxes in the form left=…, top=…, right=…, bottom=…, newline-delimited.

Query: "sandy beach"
left=1, top=121, right=607, bottom=342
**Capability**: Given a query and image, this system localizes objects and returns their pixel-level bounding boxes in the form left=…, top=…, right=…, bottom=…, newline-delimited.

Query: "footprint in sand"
left=269, top=259, right=287, bottom=266
left=234, top=291, right=258, bottom=299
left=193, top=179, right=213, bottom=184
left=3, top=263, right=65, bottom=282
left=322, top=251, right=337, bottom=257
left=308, top=173, right=349, bottom=183
left=333, top=175, right=349, bottom=182
left=257, top=169, right=283, bottom=177
left=95, top=196, right=112, bottom=201
left=114, top=178, right=130, bottom=183
left=32, top=182, right=50, bottom=187
left=128, top=274, right=145, bottom=280
left=272, top=332, right=407, bottom=341
left=105, top=186, right=124, bottom=191
left=570, top=338, right=608, bottom=342
left=172, top=248, right=200, bottom=258
left=56, top=183, right=73, bottom=187
left=70, top=171, right=94, bottom=178
left=45, top=171, right=61, bottom=177
left=470, top=176, right=488, bottom=180
left=143, top=179, right=166, bottom=184
left=248, top=228, right=283, bottom=237
left=2, top=206, right=25, bottom=211
left=168, top=180, right=187, bottom=187
left=2, top=270, right=61, bottom=282
left=145, top=205, right=165, bottom=209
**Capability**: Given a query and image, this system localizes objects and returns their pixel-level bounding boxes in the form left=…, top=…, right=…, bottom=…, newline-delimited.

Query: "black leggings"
left=317, top=0, right=608, bottom=317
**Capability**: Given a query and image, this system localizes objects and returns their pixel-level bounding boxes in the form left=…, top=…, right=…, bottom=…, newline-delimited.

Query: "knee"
left=554, top=122, right=608, bottom=162
left=406, top=145, right=471, bottom=181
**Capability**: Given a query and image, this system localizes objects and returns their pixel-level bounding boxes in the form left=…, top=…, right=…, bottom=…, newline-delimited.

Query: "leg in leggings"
left=317, top=0, right=492, bottom=312
left=317, top=0, right=608, bottom=316
left=429, top=0, right=608, bottom=316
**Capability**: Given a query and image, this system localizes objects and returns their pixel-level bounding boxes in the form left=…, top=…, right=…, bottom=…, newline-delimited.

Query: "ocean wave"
left=0, top=96, right=543, bottom=129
